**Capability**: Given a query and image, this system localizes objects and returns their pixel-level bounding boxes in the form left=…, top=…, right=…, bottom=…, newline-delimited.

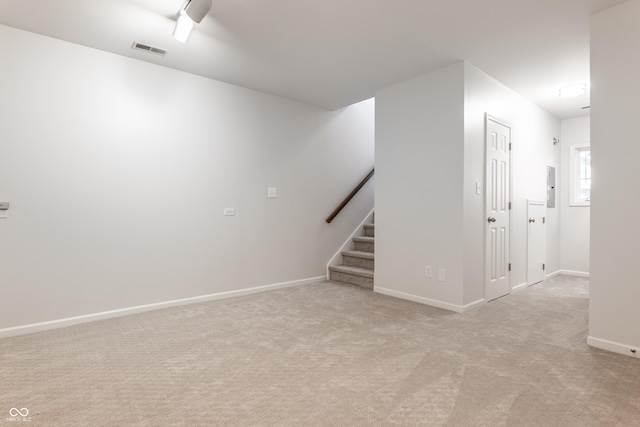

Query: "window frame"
left=569, top=142, right=591, bottom=207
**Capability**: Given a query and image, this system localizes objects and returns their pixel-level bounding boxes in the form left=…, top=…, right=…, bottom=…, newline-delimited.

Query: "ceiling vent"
left=131, top=42, right=167, bottom=57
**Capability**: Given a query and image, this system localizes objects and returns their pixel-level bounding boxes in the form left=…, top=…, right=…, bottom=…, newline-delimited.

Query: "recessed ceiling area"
left=0, top=0, right=627, bottom=119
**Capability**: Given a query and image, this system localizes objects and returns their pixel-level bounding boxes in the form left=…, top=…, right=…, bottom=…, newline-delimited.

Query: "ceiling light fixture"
left=173, top=11, right=194, bottom=43
left=559, top=83, right=587, bottom=98
left=173, top=0, right=212, bottom=43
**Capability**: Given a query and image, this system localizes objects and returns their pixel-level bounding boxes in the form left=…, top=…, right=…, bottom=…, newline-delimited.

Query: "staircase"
left=328, top=220, right=375, bottom=289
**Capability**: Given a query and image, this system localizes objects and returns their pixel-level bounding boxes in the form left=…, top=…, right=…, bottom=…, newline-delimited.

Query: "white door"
left=485, top=116, right=511, bottom=302
left=527, top=200, right=546, bottom=285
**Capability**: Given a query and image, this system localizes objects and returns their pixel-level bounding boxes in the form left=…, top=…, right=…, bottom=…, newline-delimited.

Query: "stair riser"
left=330, top=271, right=374, bottom=290
left=343, top=255, right=374, bottom=270
left=364, top=228, right=375, bottom=238
left=354, top=241, right=374, bottom=252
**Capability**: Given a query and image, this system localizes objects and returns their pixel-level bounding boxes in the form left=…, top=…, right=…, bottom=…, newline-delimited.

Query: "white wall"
left=560, top=116, right=590, bottom=275
left=589, top=0, right=640, bottom=356
left=375, top=62, right=465, bottom=309
left=375, top=62, right=560, bottom=312
left=464, top=63, right=561, bottom=303
left=0, top=25, right=375, bottom=331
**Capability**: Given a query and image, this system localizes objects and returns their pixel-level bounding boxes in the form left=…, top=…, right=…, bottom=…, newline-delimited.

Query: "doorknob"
left=487, top=217, right=497, bottom=223
left=529, top=218, right=536, bottom=223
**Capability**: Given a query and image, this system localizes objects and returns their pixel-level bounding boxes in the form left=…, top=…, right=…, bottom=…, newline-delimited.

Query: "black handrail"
left=326, top=168, right=374, bottom=224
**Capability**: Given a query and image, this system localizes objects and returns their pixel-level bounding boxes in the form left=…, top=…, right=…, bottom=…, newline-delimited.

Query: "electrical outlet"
left=223, top=208, right=235, bottom=216
left=425, top=266, right=432, bottom=278
left=438, top=268, right=446, bottom=282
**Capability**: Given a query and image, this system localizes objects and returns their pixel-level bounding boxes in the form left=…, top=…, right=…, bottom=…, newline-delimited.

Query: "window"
left=570, top=143, right=591, bottom=206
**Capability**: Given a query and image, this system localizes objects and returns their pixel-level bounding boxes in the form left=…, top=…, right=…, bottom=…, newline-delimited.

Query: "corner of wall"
left=375, top=61, right=465, bottom=309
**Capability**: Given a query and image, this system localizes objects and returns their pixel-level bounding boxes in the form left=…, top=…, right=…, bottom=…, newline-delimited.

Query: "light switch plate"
left=438, top=268, right=446, bottom=282
left=425, top=266, right=432, bottom=278
left=267, top=187, right=278, bottom=198
left=224, top=208, right=235, bottom=216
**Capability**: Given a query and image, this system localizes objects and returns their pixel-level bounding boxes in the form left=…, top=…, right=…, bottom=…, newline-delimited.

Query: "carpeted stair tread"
left=353, top=236, right=374, bottom=243
left=363, top=223, right=375, bottom=237
left=341, top=250, right=374, bottom=260
left=328, top=265, right=374, bottom=279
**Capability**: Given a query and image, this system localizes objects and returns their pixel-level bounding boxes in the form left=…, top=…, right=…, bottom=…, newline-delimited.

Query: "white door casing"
left=527, top=200, right=546, bottom=286
left=485, top=115, right=511, bottom=302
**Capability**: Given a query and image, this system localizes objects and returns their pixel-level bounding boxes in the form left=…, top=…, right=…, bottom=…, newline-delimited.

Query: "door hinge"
left=509, top=202, right=512, bottom=210
left=543, top=217, right=546, bottom=224
left=508, top=263, right=512, bottom=272
left=543, top=263, right=546, bottom=271
left=509, top=142, right=512, bottom=151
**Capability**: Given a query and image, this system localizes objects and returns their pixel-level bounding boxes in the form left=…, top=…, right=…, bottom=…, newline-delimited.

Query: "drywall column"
left=589, top=0, right=640, bottom=356
left=375, top=62, right=466, bottom=311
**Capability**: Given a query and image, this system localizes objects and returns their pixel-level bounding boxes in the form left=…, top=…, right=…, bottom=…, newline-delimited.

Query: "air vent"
left=131, top=42, right=167, bottom=57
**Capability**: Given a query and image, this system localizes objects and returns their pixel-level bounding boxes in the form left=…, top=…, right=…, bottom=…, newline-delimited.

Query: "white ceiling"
left=0, top=0, right=627, bottom=119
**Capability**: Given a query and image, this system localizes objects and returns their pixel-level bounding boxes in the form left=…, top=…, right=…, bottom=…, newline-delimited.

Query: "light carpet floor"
left=1, top=275, right=639, bottom=426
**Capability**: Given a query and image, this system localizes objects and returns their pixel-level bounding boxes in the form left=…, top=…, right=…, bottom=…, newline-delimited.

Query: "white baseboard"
left=559, top=270, right=590, bottom=277
left=511, top=282, right=528, bottom=293
left=546, top=269, right=590, bottom=279
left=0, top=276, right=326, bottom=340
left=462, top=298, right=486, bottom=312
left=587, top=336, right=639, bottom=359
left=374, top=287, right=484, bottom=313
left=545, top=270, right=561, bottom=279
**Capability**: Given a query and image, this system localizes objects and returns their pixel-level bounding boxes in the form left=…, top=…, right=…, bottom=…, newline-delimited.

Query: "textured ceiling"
left=0, top=0, right=628, bottom=118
